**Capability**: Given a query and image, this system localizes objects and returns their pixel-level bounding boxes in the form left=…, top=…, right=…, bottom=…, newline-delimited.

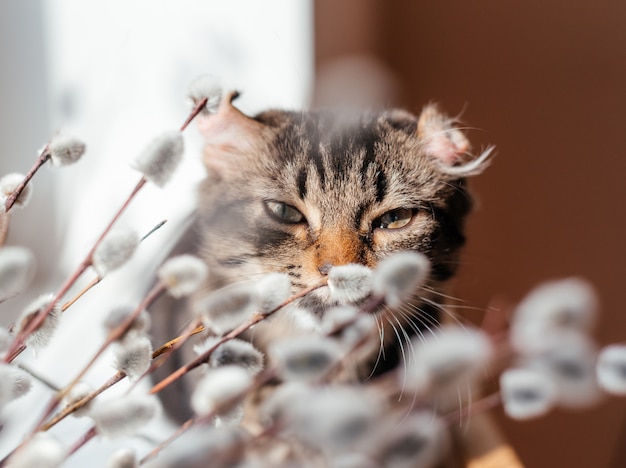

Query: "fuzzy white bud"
left=256, top=272, right=292, bottom=314
left=191, top=366, right=252, bottom=416
left=512, top=278, right=598, bottom=355
left=269, top=336, right=342, bottom=382
left=103, top=306, right=151, bottom=338
left=0, top=363, right=32, bottom=407
left=210, top=339, right=264, bottom=376
left=259, top=382, right=310, bottom=428
left=188, top=75, right=222, bottom=114
left=372, top=411, right=448, bottom=468
left=372, top=252, right=430, bottom=308
left=113, top=335, right=153, bottom=381
left=0, top=246, right=35, bottom=300
left=597, top=344, right=626, bottom=396
left=0, top=173, right=32, bottom=209
left=92, top=229, right=139, bottom=277
left=17, top=293, right=61, bottom=351
left=524, top=331, right=601, bottom=409
left=7, top=433, right=64, bottom=468
left=328, top=264, right=373, bottom=304
left=48, top=134, right=86, bottom=166
left=132, top=131, right=184, bottom=187
left=11, top=367, right=32, bottom=400
left=62, top=381, right=94, bottom=418
left=193, top=336, right=221, bottom=358
left=157, top=255, right=209, bottom=298
left=404, top=326, right=493, bottom=394
left=195, top=284, right=258, bottom=335
left=285, top=386, right=381, bottom=454
left=500, top=367, right=557, bottom=420
left=149, top=426, right=247, bottom=467
left=91, top=394, right=159, bottom=439
left=106, top=448, right=137, bottom=468
left=322, top=306, right=376, bottom=350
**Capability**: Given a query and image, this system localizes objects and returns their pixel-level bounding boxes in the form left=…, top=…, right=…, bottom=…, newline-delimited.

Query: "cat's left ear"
left=417, top=104, right=469, bottom=166
left=197, top=91, right=270, bottom=176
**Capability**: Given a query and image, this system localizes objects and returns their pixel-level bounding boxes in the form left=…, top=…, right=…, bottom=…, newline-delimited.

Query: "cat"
left=150, top=90, right=491, bottom=423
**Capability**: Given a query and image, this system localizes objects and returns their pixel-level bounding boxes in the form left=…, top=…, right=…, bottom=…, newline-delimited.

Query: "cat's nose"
left=318, top=263, right=333, bottom=276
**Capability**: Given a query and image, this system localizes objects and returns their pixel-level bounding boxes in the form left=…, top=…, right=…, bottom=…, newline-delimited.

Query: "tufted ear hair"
left=417, top=104, right=470, bottom=166
left=417, top=104, right=492, bottom=176
left=197, top=91, right=270, bottom=176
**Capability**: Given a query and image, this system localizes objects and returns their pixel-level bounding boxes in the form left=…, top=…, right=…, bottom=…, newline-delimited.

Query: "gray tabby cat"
left=151, top=91, right=491, bottom=421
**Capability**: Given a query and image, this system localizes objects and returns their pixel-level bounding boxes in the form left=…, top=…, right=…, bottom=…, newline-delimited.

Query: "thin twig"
left=149, top=280, right=327, bottom=396
left=179, top=97, right=207, bottom=132
left=66, top=426, right=97, bottom=458
left=140, top=219, right=167, bottom=242
left=40, top=322, right=202, bottom=432
left=60, top=219, right=168, bottom=312
left=32, top=282, right=165, bottom=435
left=153, top=323, right=205, bottom=359
left=4, top=177, right=148, bottom=363
left=140, top=369, right=276, bottom=465
left=127, top=319, right=203, bottom=394
left=39, top=371, right=125, bottom=432
left=4, top=144, right=51, bottom=212
left=17, top=363, right=60, bottom=392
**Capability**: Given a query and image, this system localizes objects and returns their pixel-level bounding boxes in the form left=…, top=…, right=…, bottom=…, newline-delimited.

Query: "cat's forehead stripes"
left=268, top=112, right=393, bottom=209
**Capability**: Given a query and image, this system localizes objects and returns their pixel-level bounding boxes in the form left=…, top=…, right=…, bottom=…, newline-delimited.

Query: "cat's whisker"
left=400, top=301, right=440, bottom=338
left=394, top=307, right=428, bottom=344
left=389, top=313, right=415, bottom=399
left=364, top=314, right=386, bottom=380
left=420, top=284, right=469, bottom=303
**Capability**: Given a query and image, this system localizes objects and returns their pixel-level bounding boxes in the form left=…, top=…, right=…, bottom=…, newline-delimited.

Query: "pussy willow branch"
left=141, top=299, right=384, bottom=465
left=4, top=177, right=147, bottom=363
left=4, top=98, right=206, bottom=362
left=180, top=97, right=208, bottom=132
left=4, top=144, right=50, bottom=212
left=60, top=219, right=168, bottom=312
left=39, top=371, right=125, bottom=432
left=126, top=319, right=203, bottom=394
left=149, top=279, right=327, bottom=395
left=31, top=282, right=166, bottom=434
left=139, top=368, right=277, bottom=465
left=39, top=322, right=202, bottom=432
left=65, top=355, right=275, bottom=463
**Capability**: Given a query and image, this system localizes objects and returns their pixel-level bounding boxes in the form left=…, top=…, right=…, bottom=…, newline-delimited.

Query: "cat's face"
left=196, top=93, right=489, bottom=328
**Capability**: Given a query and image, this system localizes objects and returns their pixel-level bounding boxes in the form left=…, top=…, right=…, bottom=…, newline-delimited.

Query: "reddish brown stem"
left=39, top=371, right=125, bottom=432
left=127, top=320, right=203, bottom=394
left=179, top=97, right=208, bottom=132
left=4, top=177, right=148, bottom=363
left=149, top=280, right=327, bottom=396
left=4, top=145, right=50, bottom=212
left=141, top=369, right=276, bottom=465
left=66, top=426, right=97, bottom=458
left=31, top=281, right=165, bottom=434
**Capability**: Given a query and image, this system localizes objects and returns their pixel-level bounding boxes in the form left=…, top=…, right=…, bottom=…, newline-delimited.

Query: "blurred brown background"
left=315, top=1, right=626, bottom=467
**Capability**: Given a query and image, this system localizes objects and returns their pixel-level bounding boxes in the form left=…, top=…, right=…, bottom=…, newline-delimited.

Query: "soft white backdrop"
left=0, top=1, right=312, bottom=464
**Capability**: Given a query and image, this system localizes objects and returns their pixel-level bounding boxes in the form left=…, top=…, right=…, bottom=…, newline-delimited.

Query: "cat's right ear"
left=197, top=91, right=269, bottom=177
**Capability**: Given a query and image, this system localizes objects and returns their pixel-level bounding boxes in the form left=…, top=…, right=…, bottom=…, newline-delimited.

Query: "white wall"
left=0, top=1, right=313, bottom=464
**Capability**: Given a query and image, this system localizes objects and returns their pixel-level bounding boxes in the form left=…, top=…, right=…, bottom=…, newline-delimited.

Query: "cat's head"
left=195, top=92, right=491, bottom=330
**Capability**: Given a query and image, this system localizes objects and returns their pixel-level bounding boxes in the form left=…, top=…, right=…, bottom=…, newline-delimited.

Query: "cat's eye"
left=264, top=200, right=305, bottom=224
left=374, top=208, right=414, bottom=230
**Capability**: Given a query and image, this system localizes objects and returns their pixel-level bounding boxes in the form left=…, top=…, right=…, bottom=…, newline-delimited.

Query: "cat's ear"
left=417, top=104, right=469, bottom=166
left=197, top=91, right=269, bottom=176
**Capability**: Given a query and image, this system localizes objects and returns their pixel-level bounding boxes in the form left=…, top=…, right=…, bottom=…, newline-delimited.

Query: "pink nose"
left=318, top=263, right=333, bottom=276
